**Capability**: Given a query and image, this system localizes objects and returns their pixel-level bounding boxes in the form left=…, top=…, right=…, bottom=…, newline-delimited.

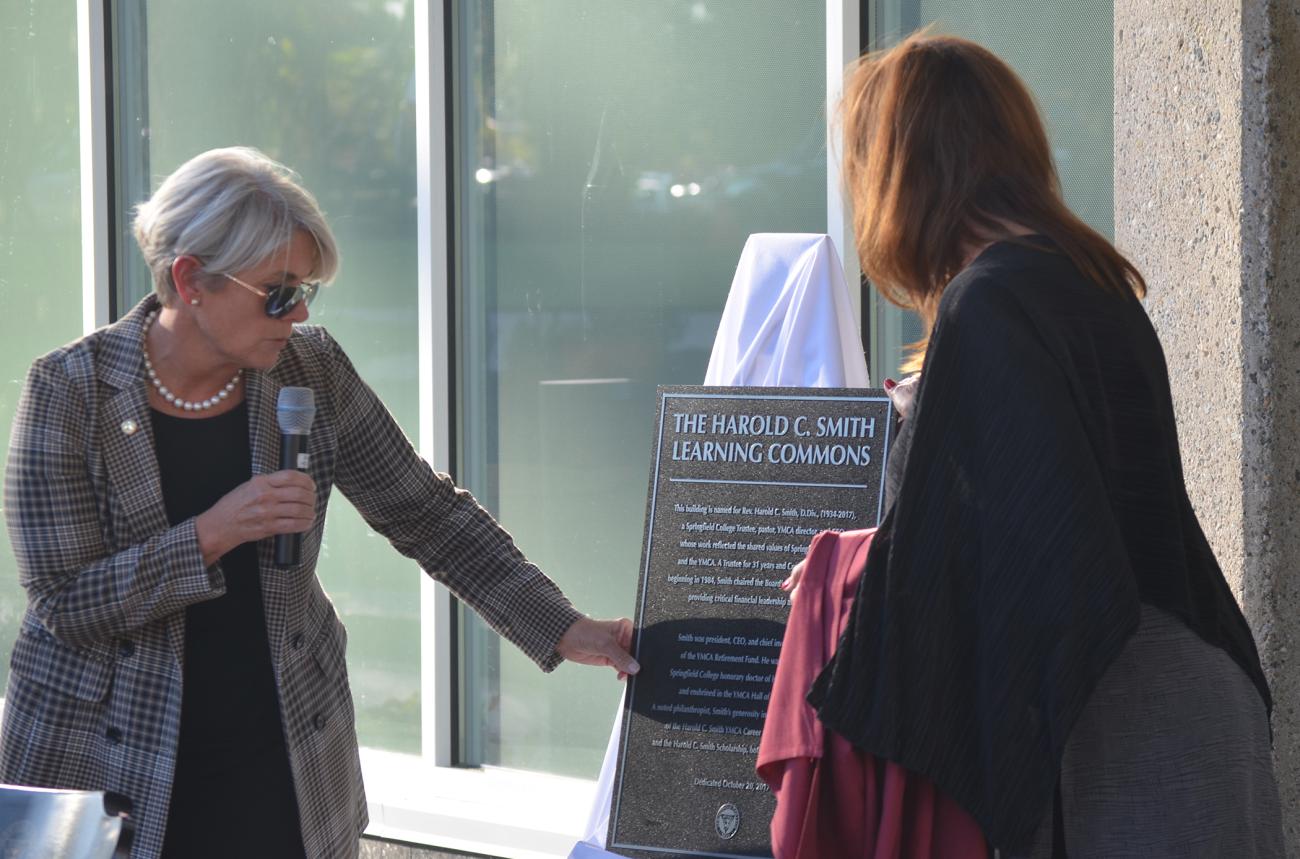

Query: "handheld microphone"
left=274, top=387, right=316, bottom=567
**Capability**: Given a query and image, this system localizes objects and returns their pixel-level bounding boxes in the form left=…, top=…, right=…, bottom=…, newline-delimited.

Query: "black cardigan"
left=809, top=238, right=1270, bottom=852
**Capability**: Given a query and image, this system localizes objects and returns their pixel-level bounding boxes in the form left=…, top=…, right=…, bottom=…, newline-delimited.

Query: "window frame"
left=70, top=0, right=862, bottom=853
left=79, top=0, right=114, bottom=331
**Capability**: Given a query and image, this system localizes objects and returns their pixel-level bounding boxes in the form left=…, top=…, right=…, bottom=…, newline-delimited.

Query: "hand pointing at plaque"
left=557, top=616, right=640, bottom=680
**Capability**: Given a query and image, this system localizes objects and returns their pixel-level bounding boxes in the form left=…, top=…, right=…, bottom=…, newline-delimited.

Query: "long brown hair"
left=840, top=32, right=1145, bottom=372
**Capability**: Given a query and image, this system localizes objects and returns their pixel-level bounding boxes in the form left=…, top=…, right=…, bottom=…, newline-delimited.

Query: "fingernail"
left=779, top=580, right=791, bottom=590
left=628, top=660, right=641, bottom=674
left=883, top=377, right=897, bottom=391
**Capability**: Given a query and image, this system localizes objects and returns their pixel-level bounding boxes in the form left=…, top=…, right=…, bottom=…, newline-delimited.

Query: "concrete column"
left=1115, top=0, right=1300, bottom=853
left=360, top=837, right=474, bottom=858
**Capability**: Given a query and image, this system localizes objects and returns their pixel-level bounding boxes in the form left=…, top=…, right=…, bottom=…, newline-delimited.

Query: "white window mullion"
left=827, top=0, right=863, bottom=329
left=77, top=0, right=112, bottom=332
left=414, top=0, right=456, bottom=769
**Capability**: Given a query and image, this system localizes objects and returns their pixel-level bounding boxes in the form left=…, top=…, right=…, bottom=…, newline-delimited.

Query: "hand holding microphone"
left=194, top=387, right=317, bottom=568
left=274, top=387, right=317, bottom=566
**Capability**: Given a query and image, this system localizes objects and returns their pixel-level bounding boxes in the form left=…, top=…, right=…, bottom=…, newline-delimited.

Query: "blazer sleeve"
left=4, top=355, right=224, bottom=647
left=319, top=331, right=582, bottom=671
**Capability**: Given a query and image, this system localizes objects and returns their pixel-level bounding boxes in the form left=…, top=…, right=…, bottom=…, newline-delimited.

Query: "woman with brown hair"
left=805, top=33, right=1284, bottom=857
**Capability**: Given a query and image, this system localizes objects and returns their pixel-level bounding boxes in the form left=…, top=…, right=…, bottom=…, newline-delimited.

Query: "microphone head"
left=276, top=387, right=316, bottom=435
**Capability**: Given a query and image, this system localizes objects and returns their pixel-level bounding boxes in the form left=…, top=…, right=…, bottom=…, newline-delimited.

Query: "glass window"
left=118, top=0, right=422, bottom=753
left=0, top=1, right=83, bottom=681
left=452, top=0, right=830, bottom=778
left=867, top=0, right=1114, bottom=378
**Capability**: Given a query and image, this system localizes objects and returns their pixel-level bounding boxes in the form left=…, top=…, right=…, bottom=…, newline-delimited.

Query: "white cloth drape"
left=569, top=233, right=869, bottom=857
left=705, top=233, right=869, bottom=388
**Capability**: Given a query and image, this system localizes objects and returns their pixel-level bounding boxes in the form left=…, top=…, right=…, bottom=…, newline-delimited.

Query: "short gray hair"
left=133, top=146, right=340, bottom=304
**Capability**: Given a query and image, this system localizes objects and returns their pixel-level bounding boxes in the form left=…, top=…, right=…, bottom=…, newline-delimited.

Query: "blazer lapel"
left=244, top=369, right=282, bottom=482
left=96, top=299, right=171, bottom=545
left=94, top=298, right=196, bottom=666
left=100, top=384, right=169, bottom=540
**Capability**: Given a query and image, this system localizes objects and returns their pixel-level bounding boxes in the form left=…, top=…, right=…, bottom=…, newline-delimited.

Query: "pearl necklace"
left=142, top=310, right=242, bottom=411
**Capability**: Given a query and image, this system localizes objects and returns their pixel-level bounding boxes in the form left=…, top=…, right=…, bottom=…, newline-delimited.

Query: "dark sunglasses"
left=225, top=273, right=321, bottom=318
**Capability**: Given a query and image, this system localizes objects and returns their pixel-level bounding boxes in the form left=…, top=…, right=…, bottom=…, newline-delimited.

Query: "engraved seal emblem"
left=0, top=818, right=32, bottom=858
left=714, top=803, right=740, bottom=840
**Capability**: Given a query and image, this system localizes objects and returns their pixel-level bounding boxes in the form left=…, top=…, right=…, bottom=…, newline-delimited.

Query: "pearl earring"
left=190, top=298, right=200, bottom=306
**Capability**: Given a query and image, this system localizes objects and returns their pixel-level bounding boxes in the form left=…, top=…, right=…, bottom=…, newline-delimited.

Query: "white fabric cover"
left=570, top=233, right=869, bottom=858
left=572, top=691, right=626, bottom=854
left=704, top=233, right=869, bottom=388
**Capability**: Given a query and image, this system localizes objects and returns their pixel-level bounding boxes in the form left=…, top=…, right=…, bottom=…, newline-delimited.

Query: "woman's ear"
left=170, top=255, right=205, bottom=306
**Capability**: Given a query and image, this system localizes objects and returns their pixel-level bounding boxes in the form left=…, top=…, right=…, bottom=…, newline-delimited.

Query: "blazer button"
left=291, top=632, right=305, bottom=650
left=118, top=639, right=135, bottom=658
left=312, top=713, right=327, bottom=731
left=105, top=726, right=123, bottom=745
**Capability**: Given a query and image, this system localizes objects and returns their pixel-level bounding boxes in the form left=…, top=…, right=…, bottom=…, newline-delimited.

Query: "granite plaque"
left=608, top=385, right=894, bottom=858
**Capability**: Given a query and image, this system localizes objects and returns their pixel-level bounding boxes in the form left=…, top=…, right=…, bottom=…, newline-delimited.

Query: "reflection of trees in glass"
left=497, top=3, right=824, bottom=181
left=144, top=0, right=424, bottom=755
left=478, top=0, right=828, bottom=322
left=0, top=3, right=81, bottom=306
left=456, top=0, right=832, bottom=778
left=0, top=0, right=84, bottom=676
left=247, top=1, right=418, bottom=226
left=150, top=0, right=417, bottom=233
left=884, top=0, right=1115, bottom=235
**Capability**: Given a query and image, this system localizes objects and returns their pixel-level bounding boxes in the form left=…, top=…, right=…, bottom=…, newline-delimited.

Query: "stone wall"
left=1115, top=0, right=1300, bottom=853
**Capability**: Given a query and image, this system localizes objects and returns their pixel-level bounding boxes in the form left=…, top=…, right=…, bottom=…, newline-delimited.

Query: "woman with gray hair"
left=0, top=146, right=638, bottom=859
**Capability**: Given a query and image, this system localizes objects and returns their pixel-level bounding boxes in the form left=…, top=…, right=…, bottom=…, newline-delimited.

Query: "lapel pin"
left=120, top=419, right=139, bottom=436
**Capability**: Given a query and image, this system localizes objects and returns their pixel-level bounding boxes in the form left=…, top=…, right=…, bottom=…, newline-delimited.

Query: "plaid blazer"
left=1, top=296, right=582, bottom=859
